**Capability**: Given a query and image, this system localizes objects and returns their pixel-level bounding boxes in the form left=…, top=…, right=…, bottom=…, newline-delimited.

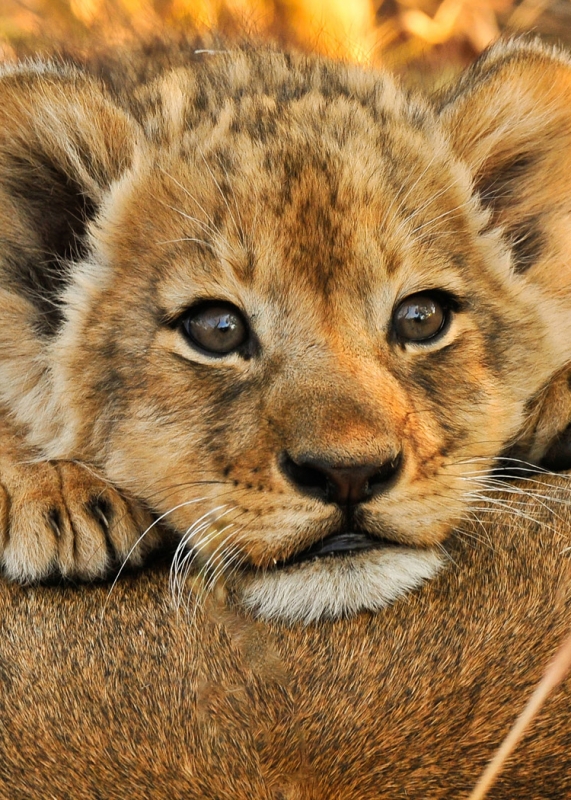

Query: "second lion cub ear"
left=0, top=65, right=137, bottom=334
left=438, top=38, right=571, bottom=283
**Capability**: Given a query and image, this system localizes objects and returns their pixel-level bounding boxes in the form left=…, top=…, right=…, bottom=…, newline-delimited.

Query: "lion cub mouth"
left=278, top=531, right=392, bottom=568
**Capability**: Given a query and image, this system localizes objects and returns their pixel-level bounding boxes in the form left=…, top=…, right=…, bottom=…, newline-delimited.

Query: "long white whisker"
left=170, top=505, right=244, bottom=610
left=157, top=237, right=212, bottom=247
left=170, top=508, right=234, bottom=607
left=101, top=496, right=213, bottom=621
left=175, top=519, right=234, bottom=607
left=409, top=200, right=472, bottom=235
left=214, top=149, right=246, bottom=241
left=187, top=515, right=253, bottom=627
left=464, top=495, right=562, bottom=535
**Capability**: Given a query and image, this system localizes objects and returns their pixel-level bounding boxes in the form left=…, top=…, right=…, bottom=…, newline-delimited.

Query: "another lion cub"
left=1, top=38, right=571, bottom=622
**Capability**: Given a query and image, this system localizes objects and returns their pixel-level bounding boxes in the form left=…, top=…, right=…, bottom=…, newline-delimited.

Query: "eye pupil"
left=182, top=303, right=249, bottom=355
left=393, top=293, right=447, bottom=343
left=211, top=313, right=234, bottom=336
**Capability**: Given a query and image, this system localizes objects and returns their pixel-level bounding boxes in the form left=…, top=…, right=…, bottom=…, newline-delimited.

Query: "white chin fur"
left=236, top=548, right=444, bottom=625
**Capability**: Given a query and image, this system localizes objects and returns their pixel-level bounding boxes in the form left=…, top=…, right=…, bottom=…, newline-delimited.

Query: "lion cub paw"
left=0, top=460, right=158, bottom=582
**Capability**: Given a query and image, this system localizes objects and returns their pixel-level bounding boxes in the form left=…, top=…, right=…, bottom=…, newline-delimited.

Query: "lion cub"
left=1, top=38, right=571, bottom=622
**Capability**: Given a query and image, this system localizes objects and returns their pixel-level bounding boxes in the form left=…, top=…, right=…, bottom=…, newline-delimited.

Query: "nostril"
left=281, top=453, right=330, bottom=499
left=280, top=451, right=403, bottom=505
left=368, top=453, right=402, bottom=495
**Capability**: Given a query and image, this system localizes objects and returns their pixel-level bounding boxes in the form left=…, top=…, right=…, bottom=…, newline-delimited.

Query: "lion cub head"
left=2, top=39, right=571, bottom=622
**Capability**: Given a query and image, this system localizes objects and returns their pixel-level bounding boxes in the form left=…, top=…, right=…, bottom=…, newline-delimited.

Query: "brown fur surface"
left=1, top=475, right=571, bottom=798
left=2, top=36, right=571, bottom=621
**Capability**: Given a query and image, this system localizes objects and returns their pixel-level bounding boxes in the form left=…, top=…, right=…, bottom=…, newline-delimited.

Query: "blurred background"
left=1, top=0, right=571, bottom=87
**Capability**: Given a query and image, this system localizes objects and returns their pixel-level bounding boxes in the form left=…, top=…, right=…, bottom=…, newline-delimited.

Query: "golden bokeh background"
left=1, top=0, right=571, bottom=83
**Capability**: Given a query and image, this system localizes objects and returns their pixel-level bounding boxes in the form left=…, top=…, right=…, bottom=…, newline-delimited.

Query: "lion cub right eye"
left=180, top=302, right=249, bottom=356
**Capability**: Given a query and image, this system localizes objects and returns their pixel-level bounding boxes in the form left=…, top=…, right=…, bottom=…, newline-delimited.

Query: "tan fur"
left=1, top=475, right=571, bottom=798
left=1, top=37, right=571, bottom=621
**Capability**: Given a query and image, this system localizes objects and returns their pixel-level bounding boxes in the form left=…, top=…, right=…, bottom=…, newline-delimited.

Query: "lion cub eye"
left=392, top=292, right=448, bottom=343
left=181, top=302, right=249, bottom=355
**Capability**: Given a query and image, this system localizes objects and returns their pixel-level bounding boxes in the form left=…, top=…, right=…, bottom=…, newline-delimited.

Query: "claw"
left=88, top=497, right=111, bottom=532
left=47, top=508, right=62, bottom=538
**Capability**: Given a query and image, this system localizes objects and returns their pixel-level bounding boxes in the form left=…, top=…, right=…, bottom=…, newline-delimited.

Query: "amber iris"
left=182, top=303, right=248, bottom=355
left=393, top=293, right=446, bottom=343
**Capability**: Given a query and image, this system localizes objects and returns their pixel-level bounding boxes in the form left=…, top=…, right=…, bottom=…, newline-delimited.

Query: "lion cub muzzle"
left=276, top=450, right=404, bottom=565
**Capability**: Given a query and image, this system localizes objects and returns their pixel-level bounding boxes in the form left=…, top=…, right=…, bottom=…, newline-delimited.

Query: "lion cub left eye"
left=392, top=292, right=449, bottom=343
left=181, top=302, right=249, bottom=355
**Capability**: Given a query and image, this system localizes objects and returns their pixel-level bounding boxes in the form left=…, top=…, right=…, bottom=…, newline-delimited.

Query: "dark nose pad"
left=280, top=452, right=402, bottom=505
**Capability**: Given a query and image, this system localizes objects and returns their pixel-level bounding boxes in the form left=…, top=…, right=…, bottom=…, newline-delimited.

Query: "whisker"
left=157, top=237, right=212, bottom=247
left=437, top=541, right=459, bottom=568
left=171, top=511, right=232, bottom=604
left=101, top=496, right=216, bottom=621
left=183, top=512, right=254, bottom=629
left=401, top=174, right=465, bottom=229
left=175, top=518, right=233, bottom=603
left=463, top=496, right=563, bottom=537
left=170, top=506, right=248, bottom=611
left=198, top=149, right=242, bottom=242
left=160, top=201, right=217, bottom=238
left=379, top=152, right=441, bottom=230
left=214, top=150, right=246, bottom=240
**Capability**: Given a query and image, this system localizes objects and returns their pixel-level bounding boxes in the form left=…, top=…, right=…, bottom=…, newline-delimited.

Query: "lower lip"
left=280, top=532, right=388, bottom=567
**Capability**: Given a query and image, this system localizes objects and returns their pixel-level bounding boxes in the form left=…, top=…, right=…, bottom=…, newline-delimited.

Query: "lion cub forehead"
left=112, top=48, right=481, bottom=320
left=138, top=47, right=440, bottom=145
left=137, top=159, right=475, bottom=327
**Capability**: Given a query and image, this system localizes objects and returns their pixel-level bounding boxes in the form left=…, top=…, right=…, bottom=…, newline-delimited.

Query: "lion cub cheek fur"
left=0, top=40, right=571, bottom=621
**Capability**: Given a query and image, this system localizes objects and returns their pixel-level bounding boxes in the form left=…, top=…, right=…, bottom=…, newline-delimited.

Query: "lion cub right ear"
left=0, top=63, right=138, bottom=334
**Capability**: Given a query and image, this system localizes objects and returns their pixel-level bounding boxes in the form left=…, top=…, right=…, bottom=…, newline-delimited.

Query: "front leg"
left=0, top=413, right=160, bottom=582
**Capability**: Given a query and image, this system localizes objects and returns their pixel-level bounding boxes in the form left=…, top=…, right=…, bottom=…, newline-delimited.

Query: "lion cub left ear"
left=438, top=38, right=571, bottom=284
left=440, top=39, right=571, bottom=467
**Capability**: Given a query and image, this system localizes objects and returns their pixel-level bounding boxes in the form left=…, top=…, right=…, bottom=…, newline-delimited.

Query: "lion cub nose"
left=281, top=453, right=402, bottom=505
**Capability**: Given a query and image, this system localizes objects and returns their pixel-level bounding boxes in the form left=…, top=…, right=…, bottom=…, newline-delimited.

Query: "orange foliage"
left=0, top=0, right=567, bottom=77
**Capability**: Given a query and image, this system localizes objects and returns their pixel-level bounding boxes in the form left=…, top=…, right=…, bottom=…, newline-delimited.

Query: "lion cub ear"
left=440, top=40, right=571, bottom=467
left=0, top=64, right=137, bottom=333
left=438, top=38, right=571, bottom=282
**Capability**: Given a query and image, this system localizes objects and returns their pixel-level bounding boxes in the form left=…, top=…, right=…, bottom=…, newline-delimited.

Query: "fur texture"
left=1, top=37, right=571, bottom=621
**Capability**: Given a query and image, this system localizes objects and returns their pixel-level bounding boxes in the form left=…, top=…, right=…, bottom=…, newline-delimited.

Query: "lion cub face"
left=37, top=47, right=566, bottom=623
left=6, top=43, right=571, bottom=621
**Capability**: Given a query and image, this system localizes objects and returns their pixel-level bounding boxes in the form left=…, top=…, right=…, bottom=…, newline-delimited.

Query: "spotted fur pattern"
left=0, top=37, right=570, bottom=621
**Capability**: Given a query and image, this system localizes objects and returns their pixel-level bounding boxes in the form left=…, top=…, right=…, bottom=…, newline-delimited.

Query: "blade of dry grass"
left=468, top=629, right=571, bottom=800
